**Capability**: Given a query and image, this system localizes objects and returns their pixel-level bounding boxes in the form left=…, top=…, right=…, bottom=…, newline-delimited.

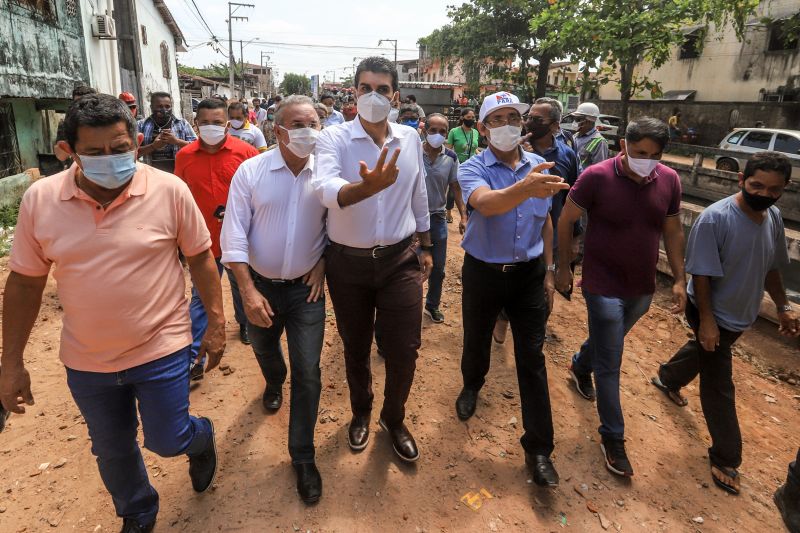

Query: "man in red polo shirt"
left=175, top=98, right=259, bottom=379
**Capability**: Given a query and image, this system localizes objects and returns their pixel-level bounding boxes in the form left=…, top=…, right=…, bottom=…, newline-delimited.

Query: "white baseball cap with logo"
left=478, top=91, right=530, bottom=122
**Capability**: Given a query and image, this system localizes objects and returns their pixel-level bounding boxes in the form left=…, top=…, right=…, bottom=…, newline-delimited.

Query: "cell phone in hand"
left=213, top=205, right=225, bottom=220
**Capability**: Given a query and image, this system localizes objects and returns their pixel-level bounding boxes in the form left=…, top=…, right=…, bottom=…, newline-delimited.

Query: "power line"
left=186, top=38, right=417, bottom=52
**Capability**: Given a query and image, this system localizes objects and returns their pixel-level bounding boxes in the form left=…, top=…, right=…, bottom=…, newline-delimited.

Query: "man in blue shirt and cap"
left=455, top=91, right=569, bottom=487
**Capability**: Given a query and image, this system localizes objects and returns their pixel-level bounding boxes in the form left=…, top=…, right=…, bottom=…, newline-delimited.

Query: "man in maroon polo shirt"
left=555, top=117, right=686, bottom=478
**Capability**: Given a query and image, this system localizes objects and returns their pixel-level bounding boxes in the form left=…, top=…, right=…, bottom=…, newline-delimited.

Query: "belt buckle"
left=501, top=264, right=514, bottom=273
left=371, top=245, right=388, bottom=259
left=271, top=279, right=288, bottom=284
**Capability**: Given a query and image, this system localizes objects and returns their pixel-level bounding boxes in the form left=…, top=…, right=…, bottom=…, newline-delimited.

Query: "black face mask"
left=741, top=186, right=779, bottom=212
left=527, top=121, right=552, bottom=140
left=462, top=119, right=475, bottom=127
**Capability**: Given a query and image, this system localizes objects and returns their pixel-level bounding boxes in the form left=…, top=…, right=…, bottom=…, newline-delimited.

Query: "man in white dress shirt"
left=313, top=56, right=432, bottom=463
left=221, top=95, right=327, bottom=504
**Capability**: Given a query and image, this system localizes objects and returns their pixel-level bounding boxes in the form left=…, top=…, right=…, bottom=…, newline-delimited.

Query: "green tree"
left=418, top=0, right=561, bottom=102
left=279, top=73, right=311, bottom=96
left=531, top=0, right=760, bottom=128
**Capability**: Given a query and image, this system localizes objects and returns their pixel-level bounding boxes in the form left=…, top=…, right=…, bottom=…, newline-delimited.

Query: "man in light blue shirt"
left=320, top=94, right=344, bottom=127
left=653, top=151, right=798, bottom=496
left=455, top=91, right=568, bottom=488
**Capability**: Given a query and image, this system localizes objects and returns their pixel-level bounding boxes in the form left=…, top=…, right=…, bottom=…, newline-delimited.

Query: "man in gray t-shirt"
left=652, top=151, right=799, bottom=496
left=421, top=113, right=466, bottom=323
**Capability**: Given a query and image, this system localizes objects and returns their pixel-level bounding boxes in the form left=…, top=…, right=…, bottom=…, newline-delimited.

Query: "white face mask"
left=487, top=125, right=522, bottom=152
left=388, top=108, right=400, bottom=123
left=229, top=119, right=244, bottom=129
left=626, top=152, right=659, bottom=177
left=357, top=92, right=392, bottom=123
left=280, top=126, right=319, bottom=158
left=426, top=133, right=446, bottom=149
left=198, top=125, right=226, bottom=146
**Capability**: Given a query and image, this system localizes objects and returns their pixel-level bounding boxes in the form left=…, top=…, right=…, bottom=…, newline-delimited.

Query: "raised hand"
left=359, top=147, right=401, bottom=195
left=521, top=161, right=570, bottom=199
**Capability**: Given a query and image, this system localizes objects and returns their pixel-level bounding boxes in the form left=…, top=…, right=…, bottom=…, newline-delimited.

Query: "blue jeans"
left=572, top=290, right=652, bottom=440
left=248, top=272, right=325, bottom=464
left=425, top=213, right=448, bottom=309
left=190, top=258, right=247, bottom=359
left=66, top=346, right=212, bottom=526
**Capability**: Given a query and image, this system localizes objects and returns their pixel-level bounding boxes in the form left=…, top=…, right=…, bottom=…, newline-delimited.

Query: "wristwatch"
left=546, top=264, right=557, bottom=272
left=779, top=304, right=793, bottom=313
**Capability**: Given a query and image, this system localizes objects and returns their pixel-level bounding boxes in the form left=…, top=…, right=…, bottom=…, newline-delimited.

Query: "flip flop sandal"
left=650, top=376, right=688, bottom=407
left=710, top=463, right=740, bottom=495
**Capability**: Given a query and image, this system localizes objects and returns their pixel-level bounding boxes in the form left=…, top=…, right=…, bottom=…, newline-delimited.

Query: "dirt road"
left=0, top=223, right=798, bottom=532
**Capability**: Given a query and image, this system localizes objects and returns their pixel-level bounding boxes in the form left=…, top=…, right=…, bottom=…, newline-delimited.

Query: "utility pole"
left=378, top=39, right=398, bottom=70
left=326, top=69, right=336, bottom=83
left=227, top=2, right=253, bottom=98
left=260, top=51, right=270, bottom=97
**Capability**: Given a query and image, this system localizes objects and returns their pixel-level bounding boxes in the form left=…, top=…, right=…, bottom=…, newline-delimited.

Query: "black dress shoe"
left=348, top=415, right=370, bottom=451
left=379, top=419, right=420, bottom=462
left=120, top=518, right=155, bottom=533
left=262, top=386, right=282, bottom=411
left=240, top=324, right=251, bottom=345
left=190, top=362, right=204, bottom=382
left=294, top=462, right=322, bottom=504
left=526, top=453, right=559, bottom=487
left=455, top=388, right=478, bottom=420
left=189, top=417, right=217, bottom=492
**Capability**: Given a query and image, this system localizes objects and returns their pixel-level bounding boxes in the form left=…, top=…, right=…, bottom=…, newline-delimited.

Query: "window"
left=740, top=131, right=774, bottom=150
left=160, top=42, right=171, bottom=79
left=725, top=131, right=746, bottom=145
left=141, top=25, right=148, bottom=45
left=774, top=133, right=800, bottom=154
left=679, top=33, right=701, bottom=59
left=768, top=20, right=799, bottom=52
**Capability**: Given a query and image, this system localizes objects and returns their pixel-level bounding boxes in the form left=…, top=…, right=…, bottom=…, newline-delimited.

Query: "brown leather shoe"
left=348, top=415, right=370, bottom=451
left=379, top=419, right=420, bottom=463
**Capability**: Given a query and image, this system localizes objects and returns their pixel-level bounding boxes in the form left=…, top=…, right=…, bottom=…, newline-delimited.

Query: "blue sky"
left=164, top=0, right=456, bottom=83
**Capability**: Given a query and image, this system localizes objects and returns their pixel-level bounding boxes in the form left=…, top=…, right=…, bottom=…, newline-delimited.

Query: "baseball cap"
left=118, top=92, right=136, bottom=104
left=479, top=91, right=530, bottom=122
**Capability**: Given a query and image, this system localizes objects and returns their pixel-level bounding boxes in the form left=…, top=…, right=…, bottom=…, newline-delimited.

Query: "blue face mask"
left=78, top=151, right=137, bottom=189
left=401, top=119, right=419, bottom=129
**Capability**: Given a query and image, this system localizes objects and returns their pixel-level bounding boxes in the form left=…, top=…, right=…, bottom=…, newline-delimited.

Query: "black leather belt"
left=329, top=236, right=413, bottom=259
left=250, top=268, right=303, bottom=285
left=473, top=255, right=541, bottom=273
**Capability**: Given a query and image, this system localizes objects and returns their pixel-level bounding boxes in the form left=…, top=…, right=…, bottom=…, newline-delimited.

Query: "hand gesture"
left=359, top=147, right=400, bottom=195
left=0, top=366, right=34, bottom=414
left=521, top=162, right=570, bottom=198
left=159, top=130, right=180, bottom=145
left=242, top=287, right=275, bottom=328
left=303, top=258, right=326, bottom=303
left=196, top=320, right=226, bottom=372
left=698, top=317, right=720, bottom=352
left=420, top=250, right=433, bottom=280
left=669, top=283, right=687, bottom=314
left=555, top=267, right=573, bottom=294
left=778, top=309, right=800, bottom=337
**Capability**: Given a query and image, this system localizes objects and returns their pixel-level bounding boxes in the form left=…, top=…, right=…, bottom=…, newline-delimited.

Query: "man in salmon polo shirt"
left=0, top=94, right=225, bottom=533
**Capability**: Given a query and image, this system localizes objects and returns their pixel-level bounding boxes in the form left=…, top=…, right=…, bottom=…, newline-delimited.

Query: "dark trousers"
left=248, top=274, right=325, bottom=464
left=460, top=253, right=554, bottom=456
left=325, top=241, right=423, bottom=428
left=425, top=213, right=448, bottom=309
left=66, top=347, right=212, bottom=526
left=659, top=300, right=744, bottom=468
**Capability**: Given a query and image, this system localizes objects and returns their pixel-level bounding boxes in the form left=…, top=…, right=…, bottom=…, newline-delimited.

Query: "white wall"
left=80, top=0, right=122, bottom=94
left=599, top=0, right=800, bottom=102
left=79, top=0, right=184, bottom=117
left=134, top=0, right=183, bottom=118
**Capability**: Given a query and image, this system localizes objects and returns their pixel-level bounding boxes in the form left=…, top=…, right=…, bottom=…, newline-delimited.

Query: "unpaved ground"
left=0, top=224, right=798, bottom=533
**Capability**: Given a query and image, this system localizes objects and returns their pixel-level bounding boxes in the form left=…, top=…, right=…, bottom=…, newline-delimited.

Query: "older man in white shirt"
left=221, top=95, right=326, bottom=505
left=313, top=57, right=432, bottom=464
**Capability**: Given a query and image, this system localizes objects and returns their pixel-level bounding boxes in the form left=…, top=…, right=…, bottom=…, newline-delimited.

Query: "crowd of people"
left=0, top=56, right=798, bottom=533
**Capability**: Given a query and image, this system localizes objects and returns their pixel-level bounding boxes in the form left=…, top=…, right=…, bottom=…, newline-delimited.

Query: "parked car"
left=716, top=128, right=800, bottom=175
left=561, top=114, right=622, bottom=150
